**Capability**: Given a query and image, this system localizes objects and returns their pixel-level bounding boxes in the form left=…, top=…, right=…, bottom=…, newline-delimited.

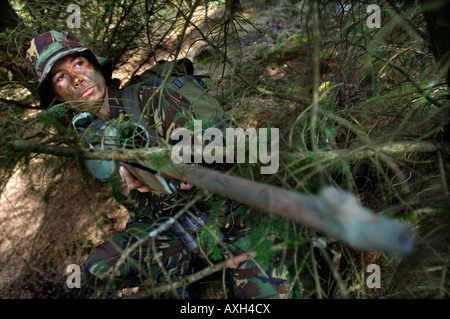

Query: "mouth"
left=80, top=86, right=95, bottom=98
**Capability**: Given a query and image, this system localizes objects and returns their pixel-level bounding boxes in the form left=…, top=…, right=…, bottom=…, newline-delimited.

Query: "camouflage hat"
left=26, top=30, right=111, bottom=108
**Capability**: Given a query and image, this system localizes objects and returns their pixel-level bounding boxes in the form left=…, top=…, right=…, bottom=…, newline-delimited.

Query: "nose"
left=72, top=73, right=85, bottom=87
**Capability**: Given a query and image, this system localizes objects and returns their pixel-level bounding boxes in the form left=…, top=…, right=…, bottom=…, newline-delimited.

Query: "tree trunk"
left=0, top=0, right=20, bottom=31
left=421, top=0, right=450, bottom=86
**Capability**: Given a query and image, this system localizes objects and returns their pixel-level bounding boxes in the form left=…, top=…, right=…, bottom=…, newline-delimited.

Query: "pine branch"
left=177, top=6, right=311, bottom=107
left=4, top=138, right=168, bottom=161
left=5, top=137, right=447, bottom=163
left=130, top=251, right=256, bottom=298
left=4, top=137, right=443, bottom=257
left=292, top=140, right=450, bottom=161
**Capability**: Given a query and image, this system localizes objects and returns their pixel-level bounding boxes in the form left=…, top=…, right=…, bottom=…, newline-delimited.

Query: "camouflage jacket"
left=107, top=83, right=192, bottom=143
left=104, top=83, right=194, bottom=221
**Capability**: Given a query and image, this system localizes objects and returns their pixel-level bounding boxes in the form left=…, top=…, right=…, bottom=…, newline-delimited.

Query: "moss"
left=195, top=47, right=215, bottom=64
left=262, top=33, right=308, bottom=63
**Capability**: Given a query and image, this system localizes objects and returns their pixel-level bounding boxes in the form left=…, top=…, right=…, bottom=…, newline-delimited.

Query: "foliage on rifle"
left=198, top=224, right=225, bottom=262
left=143, top=152, right=174, bottom=171
left=107, top=173, right=127, bottom=205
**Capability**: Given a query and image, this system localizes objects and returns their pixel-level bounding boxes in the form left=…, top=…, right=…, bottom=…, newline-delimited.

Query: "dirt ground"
left=0, top=158, right=129, bottom=298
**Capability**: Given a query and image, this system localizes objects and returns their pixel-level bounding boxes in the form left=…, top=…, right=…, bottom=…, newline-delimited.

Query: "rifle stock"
left=120, top=161, right=173, bottom=194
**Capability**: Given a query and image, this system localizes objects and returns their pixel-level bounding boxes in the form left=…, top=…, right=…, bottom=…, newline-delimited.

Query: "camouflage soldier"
left=26, top=30, right=296, bottom=298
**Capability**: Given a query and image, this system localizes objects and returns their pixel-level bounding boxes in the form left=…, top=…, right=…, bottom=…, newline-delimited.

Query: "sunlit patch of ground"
left=0, top=159, right=128, bottom=298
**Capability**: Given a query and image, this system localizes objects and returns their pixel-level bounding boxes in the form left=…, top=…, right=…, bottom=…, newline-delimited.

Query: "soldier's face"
left=50, top=53, right=106, bottom=111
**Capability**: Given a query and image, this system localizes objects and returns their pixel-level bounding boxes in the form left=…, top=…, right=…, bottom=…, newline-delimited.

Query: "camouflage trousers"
left=83, top=219, right=296, bottom=299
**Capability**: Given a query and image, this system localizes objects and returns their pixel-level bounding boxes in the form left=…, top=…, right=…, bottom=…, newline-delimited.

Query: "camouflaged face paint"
left=26, top=30, right=111, bottom=108
left=50, top=53, right=106, bottom=111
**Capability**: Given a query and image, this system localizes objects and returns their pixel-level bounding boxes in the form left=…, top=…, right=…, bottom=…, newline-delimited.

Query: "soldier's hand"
left=179, top=182, right=194, bottom=191
left=119, top=166, right=151, bottom=197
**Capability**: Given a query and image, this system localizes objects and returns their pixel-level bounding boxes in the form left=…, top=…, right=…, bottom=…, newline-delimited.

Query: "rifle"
left=69, top=113, right=415, bottom=258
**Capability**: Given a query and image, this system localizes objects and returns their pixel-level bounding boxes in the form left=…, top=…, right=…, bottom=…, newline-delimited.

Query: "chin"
left=75, top=90, right=105, bottom=110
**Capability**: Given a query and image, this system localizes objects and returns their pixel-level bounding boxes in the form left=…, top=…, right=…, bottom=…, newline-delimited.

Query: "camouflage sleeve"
left=114, top=84, right=194, bottom=221
left=121, top=189, right=159, bottom=221
left=138, top=85, right=192, bottom=144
